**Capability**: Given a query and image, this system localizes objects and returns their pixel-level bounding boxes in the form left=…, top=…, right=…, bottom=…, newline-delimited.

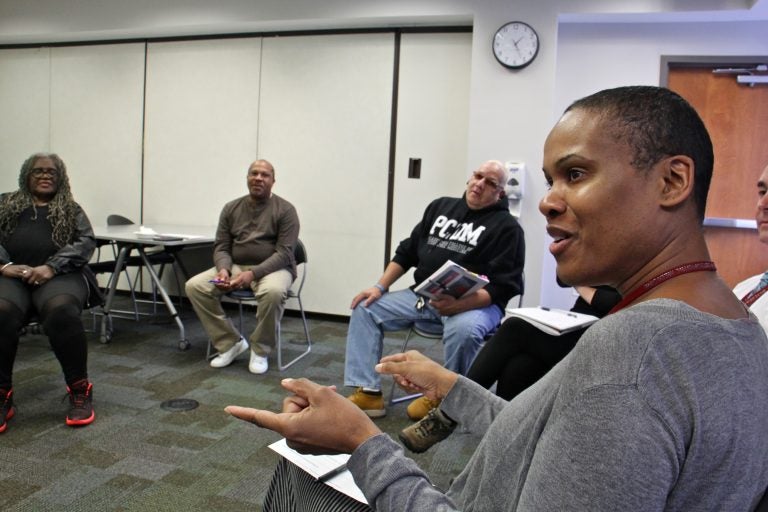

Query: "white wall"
left=1, top=0, right=767, bottom=309
left=257, top=33, right=395, bottom=314
left=0, top=48, right=49, bottom=184
left=143, top=37, right=262, bottom=225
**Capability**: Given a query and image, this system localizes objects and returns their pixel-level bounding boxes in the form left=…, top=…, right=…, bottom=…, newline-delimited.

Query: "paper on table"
left=268, top=438, right=368, bottom=504
left=159, top=233, right=206, bottom=239
left=133, top=226, right=158, bottom=239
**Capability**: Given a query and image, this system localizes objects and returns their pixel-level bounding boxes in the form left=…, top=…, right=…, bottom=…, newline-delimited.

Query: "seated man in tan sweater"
left=186, top=159, right=299, bottom=374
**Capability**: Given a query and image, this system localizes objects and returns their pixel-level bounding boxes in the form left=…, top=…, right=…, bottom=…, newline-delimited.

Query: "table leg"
left=99, top=245, right=130, bottom=343
left=137, top=247, right=190, bottom=351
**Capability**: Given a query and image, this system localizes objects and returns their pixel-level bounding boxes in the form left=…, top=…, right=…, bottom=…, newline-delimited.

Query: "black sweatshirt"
left=392, top=194, right=525, bottom=310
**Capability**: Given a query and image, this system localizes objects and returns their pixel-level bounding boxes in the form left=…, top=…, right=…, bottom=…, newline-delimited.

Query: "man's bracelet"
left=374, top=283, right=387, bottom=294
left=0, top=262, right=13, bottom=272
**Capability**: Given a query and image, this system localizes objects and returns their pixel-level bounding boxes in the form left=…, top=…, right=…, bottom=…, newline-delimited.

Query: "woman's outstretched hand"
left=376, top=350, right=459, bottom=402
left=226, top=378, right=382, bottom=455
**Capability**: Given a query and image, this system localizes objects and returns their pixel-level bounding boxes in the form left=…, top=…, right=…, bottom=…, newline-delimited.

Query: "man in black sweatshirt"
left=344, top=160, right=525, bottom=419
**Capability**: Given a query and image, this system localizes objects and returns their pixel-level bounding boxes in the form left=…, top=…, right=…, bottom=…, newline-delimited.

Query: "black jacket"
left=0, top=194, right=103, bottom=308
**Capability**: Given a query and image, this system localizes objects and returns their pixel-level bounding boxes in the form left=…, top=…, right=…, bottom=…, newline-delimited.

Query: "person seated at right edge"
left=733, top=161, right=768, bottom=332
left=344, top=160, right=525, bottom=420
left=399, top=284, right=620, bottom=453
left=227, top=86, right=768, bottom=511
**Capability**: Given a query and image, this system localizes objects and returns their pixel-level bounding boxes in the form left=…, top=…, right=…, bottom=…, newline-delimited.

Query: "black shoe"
left=0, top=388, right=14, bottom=434
left=398, top=407, right=456, bottom=453
left=66, top=380, right=94, bottom=427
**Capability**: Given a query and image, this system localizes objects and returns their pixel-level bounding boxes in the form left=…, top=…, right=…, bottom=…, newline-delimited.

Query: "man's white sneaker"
left=210, top=338, right=248, bottom=368
left=248, top=351, right=269, bottom=374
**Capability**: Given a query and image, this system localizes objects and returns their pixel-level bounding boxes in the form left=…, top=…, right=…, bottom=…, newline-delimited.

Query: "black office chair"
left=210, top=240, right=312, bottom=371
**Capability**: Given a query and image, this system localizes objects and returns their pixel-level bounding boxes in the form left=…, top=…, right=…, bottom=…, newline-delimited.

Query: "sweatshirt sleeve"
left=391, top=204, right=433, bottom=272
left=348, top=434, right=461, bottom=511
left=347, top=379, right=506, bottom=511
left=479, top=221, right=525, bottom=308
left=440, top=376, right=508, bottom=434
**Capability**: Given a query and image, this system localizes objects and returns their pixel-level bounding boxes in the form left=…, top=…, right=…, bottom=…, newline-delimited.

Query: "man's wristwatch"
left=374, top=283, right=387, bottom=294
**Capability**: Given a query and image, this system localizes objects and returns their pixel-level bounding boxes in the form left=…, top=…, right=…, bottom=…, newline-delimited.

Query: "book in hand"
left=505, top=306, right=599, bottom=336
left=413, top=260, right=489, bottom=300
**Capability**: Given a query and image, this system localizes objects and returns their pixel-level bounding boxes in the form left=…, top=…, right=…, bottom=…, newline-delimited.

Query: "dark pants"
left=466, top=315, right=585, bottom=400
left=0, top=273, right=88, bottom=389
left=264, top=457, right=372, bottom=512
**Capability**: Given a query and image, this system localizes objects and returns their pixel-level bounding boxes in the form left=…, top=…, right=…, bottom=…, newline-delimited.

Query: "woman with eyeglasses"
left=0, top=152, right=102, bottom=433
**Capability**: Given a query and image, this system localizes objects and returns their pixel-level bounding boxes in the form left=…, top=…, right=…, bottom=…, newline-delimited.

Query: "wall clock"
left=492, top=21, right=539, bottom=70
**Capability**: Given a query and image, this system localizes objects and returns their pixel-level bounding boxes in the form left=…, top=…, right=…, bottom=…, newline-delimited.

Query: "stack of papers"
left=505, top=307, right=599, bottom=336
left=133, top=226, right=158, bottom=239
left=268, top=438, right=367, bottom=504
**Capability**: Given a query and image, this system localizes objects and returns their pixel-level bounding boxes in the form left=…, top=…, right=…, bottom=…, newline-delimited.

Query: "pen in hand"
left=317, top=463, right=348, bottom=482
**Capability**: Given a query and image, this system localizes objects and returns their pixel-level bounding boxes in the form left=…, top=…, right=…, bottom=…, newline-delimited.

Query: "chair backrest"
left=515, top=272, right=525, bottom=308
left=292, top=239, right=308, bottom=295
left=294, top=239, right=307, bottom=265
left=107, top=214, right=134, bottom=226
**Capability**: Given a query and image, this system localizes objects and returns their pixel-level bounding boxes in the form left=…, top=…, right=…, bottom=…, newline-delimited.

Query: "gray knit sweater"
left=348, top=299, right=768, bottom=511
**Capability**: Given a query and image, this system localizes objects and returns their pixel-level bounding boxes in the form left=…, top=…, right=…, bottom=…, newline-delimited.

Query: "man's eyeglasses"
left=471, top=171, right=502, bottom=190
left=31, top=167, right=59, bottom=179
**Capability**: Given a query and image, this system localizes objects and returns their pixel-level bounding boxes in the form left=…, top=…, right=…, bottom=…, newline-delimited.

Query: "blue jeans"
left=344, top=288, right=502, bottom=390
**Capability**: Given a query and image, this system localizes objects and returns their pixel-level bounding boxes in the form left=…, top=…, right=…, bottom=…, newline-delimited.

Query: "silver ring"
left=22, top=270, right=28, bottom=275
left=34, top=281, right=40, bottom=285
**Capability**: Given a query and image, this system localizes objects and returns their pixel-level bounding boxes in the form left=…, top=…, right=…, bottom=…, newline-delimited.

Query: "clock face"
left=493, top=21, right=539, bottom=69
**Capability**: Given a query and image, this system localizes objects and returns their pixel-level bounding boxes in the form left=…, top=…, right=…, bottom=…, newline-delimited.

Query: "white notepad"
left=505, top=307, right=599, bottom=336
left=268, top=438, right=368, bottom=504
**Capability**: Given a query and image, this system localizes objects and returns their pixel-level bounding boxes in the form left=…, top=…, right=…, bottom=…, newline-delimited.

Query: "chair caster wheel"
left=178, top=339, right=191, bottom=351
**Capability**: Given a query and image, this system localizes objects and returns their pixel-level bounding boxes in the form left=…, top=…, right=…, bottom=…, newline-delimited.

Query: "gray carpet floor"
left=1, top=297, right=481, bottom=511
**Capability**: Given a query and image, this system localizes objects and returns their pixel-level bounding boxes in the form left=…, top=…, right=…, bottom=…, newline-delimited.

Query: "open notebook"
left=505, top=307, right=599, bottom=336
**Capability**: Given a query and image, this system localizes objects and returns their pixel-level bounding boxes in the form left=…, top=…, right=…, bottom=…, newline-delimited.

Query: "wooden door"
left=668, top=65, right=768, bottom=288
